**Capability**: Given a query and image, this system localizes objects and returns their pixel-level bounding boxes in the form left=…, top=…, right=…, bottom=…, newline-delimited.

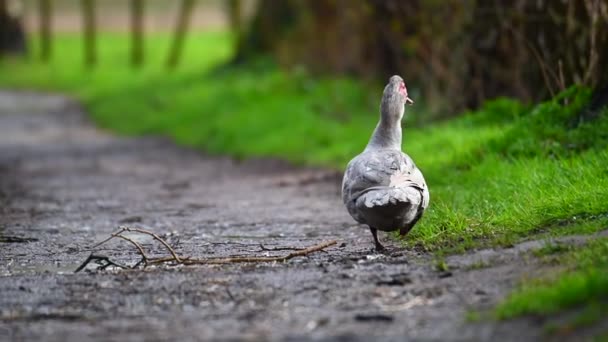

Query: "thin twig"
left=131, top=258, right=146, bottom=269
left=79, top=227, right=337, bottom=271
left=558, top=60, right=566, bottom=92
left=259, top=243, right=307, bottom=252
left=495, top=3, right=561, bottom=97
left=91, top=227, right=127, bottom=249
left=90, top=227, right=149, bottom=267
left=114, top=233, right=149, bottom=267
left=505, top=25, right=559, bottom=97
left=582, top=0, right=600, bottom=86
left=74, top=254, right=128, bottom=273
left=122, top=226, right=181, bottom=263
left=147, top=240, right=337, bottom=265
left=225, top=286, right=236, bottom=301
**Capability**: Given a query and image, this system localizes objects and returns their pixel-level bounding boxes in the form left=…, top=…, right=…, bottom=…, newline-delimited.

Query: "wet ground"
left=0, top=91, right=597, bottom=341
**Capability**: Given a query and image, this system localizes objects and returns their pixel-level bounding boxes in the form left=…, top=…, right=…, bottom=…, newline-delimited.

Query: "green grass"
left=1, top=32, right=607, bottom=254
left=542, top=302, right=607, bottom=336
left=533, top=242, right=574, bottom=257
left=496, top=239, right=608, bottom=331
left=497, top=270, right=608, bottom=319
left=434, top=257, right=450, bottom=272
left=2, top=31, right=608, bottom=330
left=404, top=91, right=608, bottom=252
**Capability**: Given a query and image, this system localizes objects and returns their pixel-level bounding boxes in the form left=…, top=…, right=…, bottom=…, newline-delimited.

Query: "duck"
left=341, top=75, right=429, bottom=251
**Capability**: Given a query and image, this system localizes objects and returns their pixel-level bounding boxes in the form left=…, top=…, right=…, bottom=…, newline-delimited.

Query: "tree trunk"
left=166, top=0, right=195, bottom=69
left=231, top=0, right=298, bottom=64
left=82, top=0, right=96, bottom=67
left=130, top=0, right=144, bottom=67
left=38, top=0, right=51, bottom=61
left=0, top=0, right=27, bottom=57
left=227, top=0, right=242, bottom=61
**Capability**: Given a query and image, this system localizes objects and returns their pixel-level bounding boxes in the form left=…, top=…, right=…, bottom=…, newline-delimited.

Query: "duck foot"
left=369, top=227, right=386, bottom=252
left=399, top=226, right=412, bottom=237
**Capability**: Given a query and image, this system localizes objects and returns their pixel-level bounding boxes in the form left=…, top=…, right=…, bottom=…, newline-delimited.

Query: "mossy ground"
left=496, top=239, right=608, bottom=336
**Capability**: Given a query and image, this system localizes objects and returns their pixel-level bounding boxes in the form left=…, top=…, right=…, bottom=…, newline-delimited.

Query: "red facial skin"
left=399, top=82, right=407, bottom=96
left=399, top=81, right=414, bottom=105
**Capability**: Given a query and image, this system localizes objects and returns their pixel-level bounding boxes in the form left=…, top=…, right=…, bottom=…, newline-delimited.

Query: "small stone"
left=354, top=313, right=394, bottom=322
left=438, top=271, right=453, bottom=278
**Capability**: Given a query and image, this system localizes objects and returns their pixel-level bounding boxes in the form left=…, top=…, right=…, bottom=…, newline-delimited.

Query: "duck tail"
left=358, top=186, right=417, bottom=208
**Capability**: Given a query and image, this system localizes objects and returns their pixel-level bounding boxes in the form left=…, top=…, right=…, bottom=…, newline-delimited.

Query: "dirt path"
left=0, top=91, right=578, bottom=341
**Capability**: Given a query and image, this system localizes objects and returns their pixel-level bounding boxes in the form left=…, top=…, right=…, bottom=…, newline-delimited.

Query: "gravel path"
left=0, top=91, right=583, bottom=341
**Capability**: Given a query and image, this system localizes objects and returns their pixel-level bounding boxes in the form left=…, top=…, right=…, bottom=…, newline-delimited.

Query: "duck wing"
left=342, top=149, right=428, bottom=208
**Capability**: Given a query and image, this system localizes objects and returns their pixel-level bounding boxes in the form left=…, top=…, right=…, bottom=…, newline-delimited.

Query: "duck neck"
left=365, top=103, right=403, bottom=151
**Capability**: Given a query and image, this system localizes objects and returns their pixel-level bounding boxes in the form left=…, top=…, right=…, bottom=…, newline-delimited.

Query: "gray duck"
left=341, top=75, right=429, bottom=251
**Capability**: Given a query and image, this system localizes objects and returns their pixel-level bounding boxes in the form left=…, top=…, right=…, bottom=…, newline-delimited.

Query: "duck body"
left=342, top=148, right=428, bottom=233
left=341, top=75, right=429, bottom=250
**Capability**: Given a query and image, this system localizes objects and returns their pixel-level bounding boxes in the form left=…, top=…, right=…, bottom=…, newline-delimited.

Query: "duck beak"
left=405, top=97, right=414, bottom=105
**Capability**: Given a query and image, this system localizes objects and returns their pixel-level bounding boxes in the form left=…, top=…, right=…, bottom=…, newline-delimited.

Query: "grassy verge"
left=0, top=32, right=607, bottom=254
left=496, top=239, right=608, bottom=336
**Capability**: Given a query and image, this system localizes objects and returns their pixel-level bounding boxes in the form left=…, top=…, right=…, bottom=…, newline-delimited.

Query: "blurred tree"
left=237, top=0, right=608, bottom=116
left=226, top=0, right=242, bottom=61
left=81, top=0, right=96, bottom=67
left=130, top=0, right=144, bottom=67
left=468, top=0, right=608, bottom=106
left=0, top=0, right=26, bottom=57
left=38, top=0, right=51, bottom=61
left=167, top=0, right=195, bottom=69
left=231, top=0, right=298, bottom=64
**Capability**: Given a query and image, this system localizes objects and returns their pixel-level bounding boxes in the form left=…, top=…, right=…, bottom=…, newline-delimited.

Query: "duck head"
left=381, top=75, right=414, bottom=122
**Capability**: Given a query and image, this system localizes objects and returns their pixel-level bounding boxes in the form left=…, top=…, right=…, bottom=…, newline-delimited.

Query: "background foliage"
left=235, top=0, right=608, bottom=118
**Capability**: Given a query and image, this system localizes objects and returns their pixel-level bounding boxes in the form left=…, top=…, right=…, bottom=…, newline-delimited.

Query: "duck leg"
left=369, top=227, right=385, bottom=252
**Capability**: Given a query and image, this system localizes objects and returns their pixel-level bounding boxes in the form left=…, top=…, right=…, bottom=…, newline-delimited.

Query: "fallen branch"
left=74, top=254, right=129, bottom=273
left=259, top=243, right=306, bottom=252
left=122, top=226, right=182, bottom=263
left=76, top=226, right=337, bottom=272
left=113, top=233, right=149, bottom=267
left=148, top=240, right=337, bottom=265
